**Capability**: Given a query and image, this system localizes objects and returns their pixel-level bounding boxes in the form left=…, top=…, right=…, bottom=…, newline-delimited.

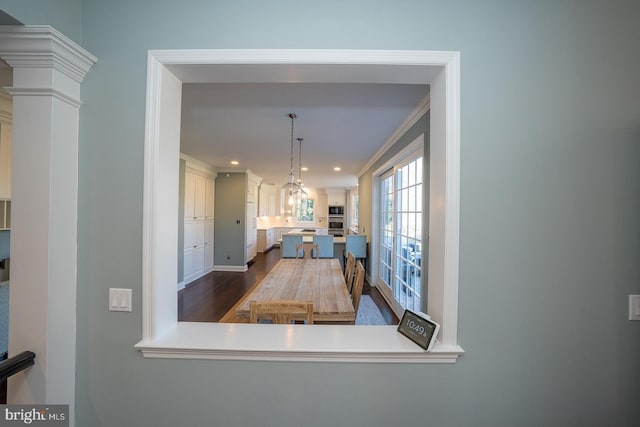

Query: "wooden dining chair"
left=249, top=300, right=314, bottom=324
left=344, top=251, right=356, bottom=293
left=296, top=243, right=319, bottom=259
left=351, top=261, right=365, bottom=315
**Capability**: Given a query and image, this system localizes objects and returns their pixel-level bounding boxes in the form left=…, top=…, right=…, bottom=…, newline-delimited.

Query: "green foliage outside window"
left=295, top=198, right=314, bottom=221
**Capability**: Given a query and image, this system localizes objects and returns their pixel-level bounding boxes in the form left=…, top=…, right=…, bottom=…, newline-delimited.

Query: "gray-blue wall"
left=1, top=1, right=639, bottom=426
left=214, top=172, right=247, bottom=266
left=0, top=0, right=82, bottom=44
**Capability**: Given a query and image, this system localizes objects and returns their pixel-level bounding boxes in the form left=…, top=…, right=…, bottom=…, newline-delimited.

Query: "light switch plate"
left=629, top=295, right=640, bottom=321
left=109, top=288, right=132, bottom=312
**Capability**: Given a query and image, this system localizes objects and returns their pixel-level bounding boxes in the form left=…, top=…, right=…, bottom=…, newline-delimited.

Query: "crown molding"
left=358, top=94, right=430, bottom=177
left=180, top=152, right=217, bottom=177
left=0, top=25, right=96, bottom=84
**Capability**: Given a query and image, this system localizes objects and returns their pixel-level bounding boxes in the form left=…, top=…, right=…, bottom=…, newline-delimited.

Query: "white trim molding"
left=138, top=49, right=462, bottom=363
left=0, top=25, right=96, bottom=84
left=212, top=265, right=249, bottom=272
left=180, top=152, right=218, bottom=177
left=0, top=26, right=95, bottom=422
left=136, top=323, right=462, bottom=363
left=358, top=95, right=430, bottom=177
left=5, top=87, right=83, bottom=108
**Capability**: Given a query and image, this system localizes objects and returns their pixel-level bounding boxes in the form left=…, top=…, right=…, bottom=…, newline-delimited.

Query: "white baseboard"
left=212, top=265, right=248, bottom=272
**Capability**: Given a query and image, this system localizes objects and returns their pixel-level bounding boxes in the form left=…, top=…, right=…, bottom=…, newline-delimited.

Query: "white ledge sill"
left=135, top=322, right=464, bottom=363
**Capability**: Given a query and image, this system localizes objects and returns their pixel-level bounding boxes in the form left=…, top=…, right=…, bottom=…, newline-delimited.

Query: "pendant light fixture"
left=296, top=137, right=308, bottom=203
left=284, top=113, right=307, bottom=208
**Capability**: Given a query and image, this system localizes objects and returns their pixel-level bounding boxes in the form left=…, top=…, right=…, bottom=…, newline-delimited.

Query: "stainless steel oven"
left=329, top=221, right=343, bottom=229
left=328, top=220, right=344, bottom=236
left=328, top=206, right=344, bottom=215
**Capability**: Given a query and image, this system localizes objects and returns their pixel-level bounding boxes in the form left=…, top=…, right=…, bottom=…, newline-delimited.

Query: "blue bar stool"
left=312, top=235, right=334, bottom=258
left=345, top=235, right=367, bottom=271
left=281, top=234, right=303, bottom=258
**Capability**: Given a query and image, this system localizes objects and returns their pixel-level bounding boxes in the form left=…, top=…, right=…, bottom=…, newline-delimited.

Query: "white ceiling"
left=179, top=82, right=429, bottom=189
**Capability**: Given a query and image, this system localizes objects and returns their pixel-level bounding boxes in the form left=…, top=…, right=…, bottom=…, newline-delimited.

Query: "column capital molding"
left=0, top=25, right=96, bottom=84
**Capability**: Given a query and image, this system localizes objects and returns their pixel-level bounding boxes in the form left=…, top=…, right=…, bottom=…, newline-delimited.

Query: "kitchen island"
left=255, top=227, right=349, bottom=266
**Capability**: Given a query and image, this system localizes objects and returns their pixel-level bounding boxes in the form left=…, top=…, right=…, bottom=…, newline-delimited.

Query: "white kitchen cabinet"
left=268, top=228, right=275, bottom=248
left=316, top=193, right=327, bottom=220
left=258, top=186, right=267, bottom=216
left=204, top=241, right=214, bottom=271
left=257, top=229, right=267, bottom=252
left=205, top=221, right=214, bottom=246
left=246, top=172, right=262, bottom=263
left=183, top=244, right=205, bottom=283
left=183, top=249, right=194, bottom=280
left=183, top=164, right=216, bottom=285
left=185, top=172, right=214, bottom=221
left=246, top=201, right=257, bottom=261
left=205, top=177, right=215, bottom=219
left=258, top=183, right=277, bottom=217
left=257, top=228, right=276, bottom=252
left=326, top=190, right=345, bottom=207
left=273, top=227, right=289, bottom=246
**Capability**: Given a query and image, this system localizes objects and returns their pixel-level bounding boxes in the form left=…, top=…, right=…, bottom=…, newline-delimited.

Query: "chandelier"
left=284, top=113, right=307, bottom=207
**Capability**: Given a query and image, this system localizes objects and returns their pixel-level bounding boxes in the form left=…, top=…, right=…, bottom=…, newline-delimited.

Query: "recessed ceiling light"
left=301, top=167, right=308, bottom=171
left=230, top=160, right=239, bottom=165
left=333, top=167, right=341, bottom=171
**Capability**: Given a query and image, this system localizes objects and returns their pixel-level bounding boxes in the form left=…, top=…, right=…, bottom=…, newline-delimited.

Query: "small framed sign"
left=397, top=310, right=440, bottom=351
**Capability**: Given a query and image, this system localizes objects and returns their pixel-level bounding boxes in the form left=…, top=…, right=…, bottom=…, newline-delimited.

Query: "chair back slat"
left=351, top=261, right=365, bottom=314
left=249, top=300, right=314, bottom=324
left=344, top=252, right=356, bottom=293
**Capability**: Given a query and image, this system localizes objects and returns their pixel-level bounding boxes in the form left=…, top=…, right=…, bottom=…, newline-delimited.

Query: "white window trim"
left=135, top=49, right=463, bottom=363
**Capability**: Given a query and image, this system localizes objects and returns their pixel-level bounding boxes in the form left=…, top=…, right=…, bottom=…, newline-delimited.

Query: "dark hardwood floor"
left=178, top=247, right=399, bottom=324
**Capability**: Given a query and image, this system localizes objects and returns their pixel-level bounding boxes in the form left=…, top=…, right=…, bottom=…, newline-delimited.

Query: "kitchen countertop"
left=257, top=226, right=327, bottom=231
left=276, top=235, right=346, bottom=244
left=287, top=228, right=318, bottom=235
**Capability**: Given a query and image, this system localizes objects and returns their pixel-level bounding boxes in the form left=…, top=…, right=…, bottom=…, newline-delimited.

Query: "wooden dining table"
left=235, top=258, right=356, bottom=324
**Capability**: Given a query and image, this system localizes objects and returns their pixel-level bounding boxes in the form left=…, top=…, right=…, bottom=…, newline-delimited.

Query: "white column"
left=0, top=26, right=95, bottom=416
